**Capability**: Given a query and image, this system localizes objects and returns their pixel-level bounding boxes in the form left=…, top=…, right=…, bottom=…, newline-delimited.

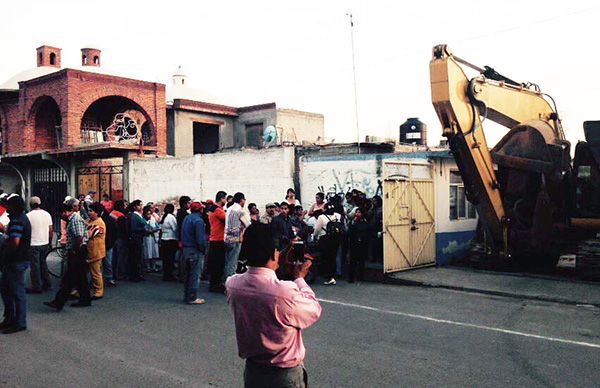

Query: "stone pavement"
left=387, top=266, right=600, bottom=306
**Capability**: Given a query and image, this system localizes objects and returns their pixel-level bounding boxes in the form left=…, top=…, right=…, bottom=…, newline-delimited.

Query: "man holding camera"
left=226, top=223, right=322, bottom=388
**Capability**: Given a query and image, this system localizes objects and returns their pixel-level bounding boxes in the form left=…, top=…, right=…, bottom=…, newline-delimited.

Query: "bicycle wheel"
left=46, top=246, right=66, bottom=278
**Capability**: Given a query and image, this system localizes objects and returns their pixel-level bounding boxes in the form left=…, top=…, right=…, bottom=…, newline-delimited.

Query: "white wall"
left=127, top=147, right=295, bottom=209
left=432, top=159, right=478, bottom=234
left=277, top=109, right=324, bottom=144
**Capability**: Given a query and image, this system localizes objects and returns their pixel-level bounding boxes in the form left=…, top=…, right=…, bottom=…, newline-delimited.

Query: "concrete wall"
left=235, top=108, right=277, bottom=147
left=171, top=110, right=236, bottom=157
left=432, top=158, right=477, bottom=265
left=276, top=109, right=324, bottom=144
left=299, top=155, right=386, bottom=203
left=433, top=158, right=478, bottom=234
left=127, top=146, right=295, bottom=210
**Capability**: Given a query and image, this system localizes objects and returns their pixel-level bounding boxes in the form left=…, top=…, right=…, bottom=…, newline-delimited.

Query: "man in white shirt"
left=26, top=196, right=54, bottom=293
left=224, top=192, right=251, bottom=280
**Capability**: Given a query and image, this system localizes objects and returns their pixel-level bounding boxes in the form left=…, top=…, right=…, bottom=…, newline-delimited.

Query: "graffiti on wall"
left=315, top=168, right=383, bottom=200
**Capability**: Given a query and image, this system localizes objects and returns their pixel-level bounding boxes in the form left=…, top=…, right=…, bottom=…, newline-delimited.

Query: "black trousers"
left=160, top=240, right=179, bottom=280
left=207, top=241, right=225, bottom=288
left=319, top=237, right=340, bottom=280
left=53, top=247, right=91, bottom=307
left=127, top=238, right=144, bottom=280
left=348, top=243, right=368, bottom=282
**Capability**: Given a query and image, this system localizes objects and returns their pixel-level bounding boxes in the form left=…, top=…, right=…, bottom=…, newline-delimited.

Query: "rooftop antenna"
left=346, top=13, right=360, bottom=154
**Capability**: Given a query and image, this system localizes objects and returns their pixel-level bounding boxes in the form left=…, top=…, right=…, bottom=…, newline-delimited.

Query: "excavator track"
left=576, top=237, right=600, bottom=279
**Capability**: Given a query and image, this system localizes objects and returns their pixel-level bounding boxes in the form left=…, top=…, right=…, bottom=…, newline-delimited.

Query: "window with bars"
left=449, top=171, right=477, bottom=220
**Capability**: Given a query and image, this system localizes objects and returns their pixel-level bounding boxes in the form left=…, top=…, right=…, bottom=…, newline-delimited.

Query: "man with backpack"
left=312, top=203, right=343, bottom=285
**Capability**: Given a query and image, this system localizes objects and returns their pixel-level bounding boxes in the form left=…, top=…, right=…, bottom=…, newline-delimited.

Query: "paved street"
left=3, top=264, right=600, bottom=388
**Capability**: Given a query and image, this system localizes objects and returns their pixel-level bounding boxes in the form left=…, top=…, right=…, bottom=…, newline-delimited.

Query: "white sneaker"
left=323, top=278, right=336, bottom=285
left=187, top=298, right=206, bottom=305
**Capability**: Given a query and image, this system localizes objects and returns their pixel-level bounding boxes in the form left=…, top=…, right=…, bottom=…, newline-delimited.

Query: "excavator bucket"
left=491, top=121, right=571, bottom=262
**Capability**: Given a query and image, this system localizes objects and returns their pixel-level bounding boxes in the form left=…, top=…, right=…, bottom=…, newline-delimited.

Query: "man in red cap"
left=179, top=200, right=207, bottom=304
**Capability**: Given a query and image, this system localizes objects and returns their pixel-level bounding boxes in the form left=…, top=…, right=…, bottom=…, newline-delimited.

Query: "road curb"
left=382, top=275, right=600, bottom=308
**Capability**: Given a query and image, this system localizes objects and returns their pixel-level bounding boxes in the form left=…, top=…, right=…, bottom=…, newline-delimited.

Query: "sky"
left=1, top=0, right=599, bottom=148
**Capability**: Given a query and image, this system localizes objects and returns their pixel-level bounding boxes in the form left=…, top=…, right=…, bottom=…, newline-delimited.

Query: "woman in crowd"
left=308, top=192, right=326, bottom=216
left=142, top=205, right=160, bottom=273
left=87, top=203, right=106, bottom=299
left=285, top=188, right=301, bottom=207
left=160, top=204, right=178, bottom=281
left=101, top=193, right=113, bottom=214
left=248, top=203, right=260, bottom=224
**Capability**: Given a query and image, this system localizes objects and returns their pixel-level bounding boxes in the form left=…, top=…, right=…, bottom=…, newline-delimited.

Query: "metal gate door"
left=383, top=161, right=436, bottom=273
left=77, top=165, right=124, bottom=200
left=32, top=166, right=68, bottom=229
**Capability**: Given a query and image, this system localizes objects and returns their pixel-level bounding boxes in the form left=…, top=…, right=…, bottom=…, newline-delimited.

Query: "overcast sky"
left=1, top=0, right=598, bottom=147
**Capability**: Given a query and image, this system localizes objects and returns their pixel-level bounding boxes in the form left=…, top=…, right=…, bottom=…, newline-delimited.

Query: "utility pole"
left=346, top=13, right=360, bottom=154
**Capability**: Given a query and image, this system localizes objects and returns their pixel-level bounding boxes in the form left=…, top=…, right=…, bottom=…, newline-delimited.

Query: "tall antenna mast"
left=346, top=13, right=360, bottom=154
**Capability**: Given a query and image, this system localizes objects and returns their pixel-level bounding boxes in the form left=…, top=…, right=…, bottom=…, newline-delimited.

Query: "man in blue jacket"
left=180, top=201, right=207, bottom=305
left=0, top=195, right=32, bottom=334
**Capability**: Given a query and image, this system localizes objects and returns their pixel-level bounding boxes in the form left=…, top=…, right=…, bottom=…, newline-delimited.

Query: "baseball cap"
left=30, top=196, right=41, bottom=206
left=266, top=202, right=276, bottom=208
left=189, top=201, right=205, bottom=212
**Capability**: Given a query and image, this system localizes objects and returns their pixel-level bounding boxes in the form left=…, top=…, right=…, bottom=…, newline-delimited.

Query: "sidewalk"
left=386, top=266, right=600, bottom=306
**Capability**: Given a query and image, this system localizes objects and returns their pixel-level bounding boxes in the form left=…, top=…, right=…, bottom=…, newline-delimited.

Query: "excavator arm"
left=430, top=44, right=570, bottom=257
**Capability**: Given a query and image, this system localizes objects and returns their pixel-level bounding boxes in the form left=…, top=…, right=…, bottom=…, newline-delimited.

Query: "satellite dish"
left=263, top=125, right=278, bottom=147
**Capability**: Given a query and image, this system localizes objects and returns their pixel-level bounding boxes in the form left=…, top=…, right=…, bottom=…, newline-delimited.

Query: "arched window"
left=93, top=56, right=99, bottom=65
left=50, top=53, right=56, bottom=65
left=38, top=52, right=43, bottom=65
left=83, top=55, right=87, bottom=65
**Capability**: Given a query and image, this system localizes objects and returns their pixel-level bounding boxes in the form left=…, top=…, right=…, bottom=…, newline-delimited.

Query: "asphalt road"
left=2, top=267, right=600, bottom=387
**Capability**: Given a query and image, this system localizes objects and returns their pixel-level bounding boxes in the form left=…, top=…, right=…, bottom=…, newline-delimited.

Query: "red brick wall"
left=0, top=69, right=166, bottom=156
left=66, top=70, right=166, bottom=155
left=19, top=71, right=69, bottom=153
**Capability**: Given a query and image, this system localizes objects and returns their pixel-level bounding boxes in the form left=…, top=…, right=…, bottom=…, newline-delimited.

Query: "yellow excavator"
left=429, top=44, right=600, bottom=269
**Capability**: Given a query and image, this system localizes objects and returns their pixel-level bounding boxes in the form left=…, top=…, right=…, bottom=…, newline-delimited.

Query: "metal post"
left=347, top=13, right=360, bottom=154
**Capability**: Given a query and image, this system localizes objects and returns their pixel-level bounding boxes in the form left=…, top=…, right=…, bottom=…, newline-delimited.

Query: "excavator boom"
left=429, top=45, right=570, bottom=257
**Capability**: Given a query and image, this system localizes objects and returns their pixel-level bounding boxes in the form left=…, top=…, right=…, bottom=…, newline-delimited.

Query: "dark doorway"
left=245, top=123, right=263, bottom=148
left=193, top=122, right=220, bottom=154
left=32, top=166, right=68, bottom=230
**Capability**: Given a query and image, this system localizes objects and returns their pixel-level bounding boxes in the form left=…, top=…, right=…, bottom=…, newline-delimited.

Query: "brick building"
left=0, top=45, right=166, bottom=215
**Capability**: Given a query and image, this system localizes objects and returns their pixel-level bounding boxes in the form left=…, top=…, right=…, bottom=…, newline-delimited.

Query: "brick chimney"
left=36, top=45, right=61, bottom=68
left=81, top=47, right=101, bottom=67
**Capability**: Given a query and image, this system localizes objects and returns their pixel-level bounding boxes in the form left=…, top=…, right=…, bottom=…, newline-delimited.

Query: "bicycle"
left=47, top=231, right=68, bottom=278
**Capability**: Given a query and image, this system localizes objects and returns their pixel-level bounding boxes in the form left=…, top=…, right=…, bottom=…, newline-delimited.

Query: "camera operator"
left=226, top=223, right=322, bottom=388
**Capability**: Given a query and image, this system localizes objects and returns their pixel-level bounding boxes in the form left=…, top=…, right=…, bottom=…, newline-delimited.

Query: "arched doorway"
left=80, top=96, right=156, bottom=146
left=0, top=163, right=25, bottom=197
left=29, top=96, right=62, bottom=150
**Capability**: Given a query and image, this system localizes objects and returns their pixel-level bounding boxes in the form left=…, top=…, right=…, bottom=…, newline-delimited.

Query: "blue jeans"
left=103, top=248, right=113, bottom=281
left=112, top=239, right=128, bottom=280
left=224, top=242, right=242, bottom=281
left=1, top=261, right=29, bottom=327
left=182, top=248, right=204, bottom=303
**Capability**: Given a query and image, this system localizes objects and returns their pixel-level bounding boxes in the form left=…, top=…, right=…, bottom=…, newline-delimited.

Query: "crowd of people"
left=0, top=186, right=383, bottom=334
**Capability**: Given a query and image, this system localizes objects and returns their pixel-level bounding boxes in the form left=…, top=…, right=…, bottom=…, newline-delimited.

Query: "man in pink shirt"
left=226, top=223, right=321, bottom=388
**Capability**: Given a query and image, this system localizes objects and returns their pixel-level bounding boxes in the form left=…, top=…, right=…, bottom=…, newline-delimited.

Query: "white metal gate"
left=383, top=161, right=436, bottom=273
